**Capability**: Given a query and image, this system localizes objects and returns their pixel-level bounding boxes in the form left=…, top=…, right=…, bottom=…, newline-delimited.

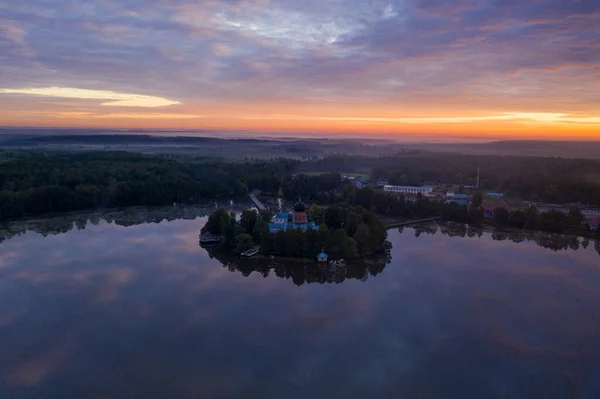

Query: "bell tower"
left=293, top=198, right=307, bottom=224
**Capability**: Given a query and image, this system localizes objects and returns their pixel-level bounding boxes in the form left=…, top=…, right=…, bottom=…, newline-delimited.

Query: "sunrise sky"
left=1, top=0, right=599, bottom=140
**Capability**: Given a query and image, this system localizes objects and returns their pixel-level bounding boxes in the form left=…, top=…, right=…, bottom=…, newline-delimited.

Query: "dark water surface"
left=1, top=217, right=599, bottom=398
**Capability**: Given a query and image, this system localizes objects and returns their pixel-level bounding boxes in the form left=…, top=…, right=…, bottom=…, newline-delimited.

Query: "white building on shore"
left=384, top=185, right=434, bottom=197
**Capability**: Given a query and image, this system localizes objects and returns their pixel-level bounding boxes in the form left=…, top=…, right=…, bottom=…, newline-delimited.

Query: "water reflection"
left=0, top=203, right=249, bottom=244
left=0, top=214, right=599, bottom=398
left=402, top=222, right=600, bottom=255
left=204, top=245, right=391, bottom=286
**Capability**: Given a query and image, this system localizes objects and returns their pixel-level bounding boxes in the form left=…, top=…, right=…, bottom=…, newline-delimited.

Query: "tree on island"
left=235, top=234, right=254, bottom=254
left=240, top=209, right=258, bottom=236
left=204, top=205, right=388, bottom=259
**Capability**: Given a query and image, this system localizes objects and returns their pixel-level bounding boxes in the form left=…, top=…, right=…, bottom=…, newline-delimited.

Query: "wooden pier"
left=385, top=217, right=440, bottom=229
left=249, top=194, right=267, bottom=211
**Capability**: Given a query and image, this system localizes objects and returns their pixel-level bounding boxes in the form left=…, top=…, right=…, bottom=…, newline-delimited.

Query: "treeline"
left=406, top=225, right=600, bottom=255
left=370, top=154, right=600, bottom=206
left=281, top=173, right=346, bottom=203
left=0, top=151, right=295, bottom=221
left=351, top=187, right=599, bottom=237
left=202, top=206, right=388, bottom=259
left=300, top=153, right=600, bottom=206
left=351, top=187, right=485, bottom=224
left=489, top=206, right=599, bottom=237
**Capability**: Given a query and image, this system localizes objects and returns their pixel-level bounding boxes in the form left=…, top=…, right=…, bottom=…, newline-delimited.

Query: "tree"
left=259, top=223, right=272, bottom=254
left=346, top=211, right=359, bottom=237
left=252, top=219, right=268, bottom=242
left=354, top=223, right=371, bottom=256
left=309, top=203, right=322, bottom=224
left=329, top=228, right=349, bottom=257
left=510, top=210, right=526, bottom=228
left=317, top=223, right=330, bottom=250
left=468, top=206, right=484, bottom=224
left=373, top=192, right=391, bottom=215
left=539, top=210, right=569, bottom=233
left=221, top=212, right=236, bottom=247
left=203, top=208, right=227, bottom=234
left=389, top=195, right=406, bottom=217
left=355, top=187, right=374, bottom=210
left=471, top=192, right=483, bottom=209
left=524, top=206, right=538, bottom=229
left=494, top=207, right=510, bottom=226
left=240, top=209, right=258, bottom=235
left=235, top=234, right=254, bottom=254
left=324, top=206, right=344, bottom=230
left=568, top=207, right=584, bottom=227
left=344, top=237, right=358, bottom=258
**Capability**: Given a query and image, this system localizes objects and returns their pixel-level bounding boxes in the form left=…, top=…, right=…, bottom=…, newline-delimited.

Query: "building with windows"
left=529, top=203, right=600, bottom=221
left=581, top=208, right=600, bottom=221
left=384, top=185, right=433, bottom=196
left=268, top=200, right=317, bottom=233
left=446, top=192, right=470, bottom=199
left=445, top=199, right=469, bottom=206
left=271, top=213, right=289, bottom=224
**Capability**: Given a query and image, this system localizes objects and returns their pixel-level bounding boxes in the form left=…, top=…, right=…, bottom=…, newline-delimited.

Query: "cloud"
left=56, top=112, right=203, bottom=119
left=0, top=87, right=180, bottom=107
left=1, top=0, right=599, bottom=133
left=319, top=113, right=600, bottom=125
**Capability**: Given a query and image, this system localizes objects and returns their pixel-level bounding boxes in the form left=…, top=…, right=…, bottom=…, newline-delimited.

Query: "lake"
left=1, top=211, right=599, bottom=398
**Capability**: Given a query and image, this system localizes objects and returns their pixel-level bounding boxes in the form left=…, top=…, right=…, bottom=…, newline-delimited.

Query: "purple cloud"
left=0, top=0, right=599, bottom=112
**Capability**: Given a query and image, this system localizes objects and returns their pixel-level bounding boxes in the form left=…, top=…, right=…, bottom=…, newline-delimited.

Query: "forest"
left=201, top=206, right=389, bottom=259
left=2, top=149, right=600, bottom=233
left=0, top=151, right=294, bottom=221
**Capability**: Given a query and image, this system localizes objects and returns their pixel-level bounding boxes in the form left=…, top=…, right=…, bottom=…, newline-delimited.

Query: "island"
left=200, top=200, right=389, bottom=261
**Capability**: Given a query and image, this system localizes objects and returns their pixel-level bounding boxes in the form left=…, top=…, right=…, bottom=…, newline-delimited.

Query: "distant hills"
left=0, top=129, right=598, bottom=159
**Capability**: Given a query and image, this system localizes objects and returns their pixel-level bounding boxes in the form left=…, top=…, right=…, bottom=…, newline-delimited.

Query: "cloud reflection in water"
left=0, top=215, right=598, bottom=398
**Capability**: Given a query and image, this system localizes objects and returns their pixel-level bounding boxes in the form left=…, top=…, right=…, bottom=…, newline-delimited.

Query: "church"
left=268, top=200, right=317, bottom=233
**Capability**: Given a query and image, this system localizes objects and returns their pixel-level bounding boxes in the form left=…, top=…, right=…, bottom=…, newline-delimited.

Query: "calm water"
left=1, top=214, right=600, bottom=398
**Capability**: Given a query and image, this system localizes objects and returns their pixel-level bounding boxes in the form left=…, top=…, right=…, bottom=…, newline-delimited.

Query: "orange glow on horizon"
left=1, top=88, right=599, bottom=141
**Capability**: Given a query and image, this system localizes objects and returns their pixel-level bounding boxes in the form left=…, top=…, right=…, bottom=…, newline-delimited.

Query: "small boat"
left=241, top=248, right=259, bottom=257
left=199, top=232, right=222, bottom=245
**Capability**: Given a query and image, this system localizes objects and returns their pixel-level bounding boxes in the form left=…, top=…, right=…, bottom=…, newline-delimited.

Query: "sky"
left=0, top=0, right=599, bottom=140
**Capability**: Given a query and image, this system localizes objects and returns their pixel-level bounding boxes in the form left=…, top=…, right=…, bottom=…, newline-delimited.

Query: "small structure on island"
left=241, top=247, right=259, bottom=257
left=199, top=232, right=221, bottom=245
left=317, top=249, right=328, bottom=263
left=268, top=198, right=317, bottom=233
